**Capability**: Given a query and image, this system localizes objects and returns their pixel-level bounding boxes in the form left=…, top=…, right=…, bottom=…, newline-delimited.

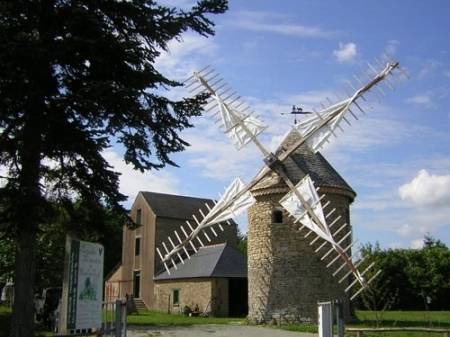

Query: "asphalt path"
left=128, top=324, right=317, bottom=337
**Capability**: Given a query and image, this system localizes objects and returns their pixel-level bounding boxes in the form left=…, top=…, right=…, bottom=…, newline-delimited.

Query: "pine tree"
left=0, top=1, right=228, bottom=335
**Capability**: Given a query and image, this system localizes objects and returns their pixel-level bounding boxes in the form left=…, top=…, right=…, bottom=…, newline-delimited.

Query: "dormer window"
left=272, top=209, right=283, bottom=224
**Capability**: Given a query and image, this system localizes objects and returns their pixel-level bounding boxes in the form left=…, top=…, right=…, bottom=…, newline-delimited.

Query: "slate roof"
left=141, top=192, right=215, bottom=219
left=290, top=147, right=355, bottom=194
left=154, top=243, right=247, bottom=281
left=252, top=128, right=355, bottom=198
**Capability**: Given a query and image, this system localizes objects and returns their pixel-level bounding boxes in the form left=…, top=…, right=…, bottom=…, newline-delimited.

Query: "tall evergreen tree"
left=0, top=1, right=228, bottom=335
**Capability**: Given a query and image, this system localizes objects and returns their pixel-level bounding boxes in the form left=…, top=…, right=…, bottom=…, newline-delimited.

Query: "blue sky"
left=106, top=0, right=450, bottom=249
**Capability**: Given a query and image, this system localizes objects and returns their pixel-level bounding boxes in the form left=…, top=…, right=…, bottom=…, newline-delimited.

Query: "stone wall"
left=247, top=188, right=353, bottom=324
left=153, top=278, right=213, bottom=314
left=153, top=278, right=231, bottom=316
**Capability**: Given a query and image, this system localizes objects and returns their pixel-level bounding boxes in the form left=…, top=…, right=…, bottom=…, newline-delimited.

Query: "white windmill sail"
left=295, top=100, right=350, bottom=152
left=295, top=61, right=400, bottom=153
left=203, top=177, right=255, bottom=225
left=279, top=175, right=332, bottom=243
left=161, top=177, right=255, bottom=264
left=213, top=94, right=267, bottom=150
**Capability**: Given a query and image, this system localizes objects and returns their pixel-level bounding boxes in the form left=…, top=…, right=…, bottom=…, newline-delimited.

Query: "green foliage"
left=0, top=238, right=15, bottom=283
left=358, top=236, right=450, bottom=310
left=236, top=230, right=247, bottom=256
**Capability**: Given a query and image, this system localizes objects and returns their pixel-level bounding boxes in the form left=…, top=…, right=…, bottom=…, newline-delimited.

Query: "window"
left=172, top=289, right=180, bottom=305
left=135, top=237, right=141, bottom=256
left=271, top=209, right=283, bottom=223
left=136, top=209, right=142, bottom=225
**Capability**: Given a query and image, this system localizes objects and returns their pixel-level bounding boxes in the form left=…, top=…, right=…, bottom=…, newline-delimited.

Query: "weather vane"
left=281, top=105, right=312, bottom=124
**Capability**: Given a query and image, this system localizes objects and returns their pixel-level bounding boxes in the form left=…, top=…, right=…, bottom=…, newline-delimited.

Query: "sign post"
left=60, top=236, right=104, bottom=334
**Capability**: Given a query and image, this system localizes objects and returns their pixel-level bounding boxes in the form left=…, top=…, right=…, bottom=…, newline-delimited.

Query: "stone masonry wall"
left=153, top=278, right=212, bottom=314
left=247, top=189, right=353, bottom=324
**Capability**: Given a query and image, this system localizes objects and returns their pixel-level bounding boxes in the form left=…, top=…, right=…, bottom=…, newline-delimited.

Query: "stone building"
left=247, top=129, right=356, bottom=323
left=112, top=192, right=238, bottom=309
left=153, top=243, right=247, bottom=317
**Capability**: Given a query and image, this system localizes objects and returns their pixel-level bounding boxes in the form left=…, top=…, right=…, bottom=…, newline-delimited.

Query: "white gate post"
left=318, top=301, right=333, bottom=337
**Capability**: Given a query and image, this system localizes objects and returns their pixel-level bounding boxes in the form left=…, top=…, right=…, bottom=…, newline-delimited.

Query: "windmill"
left=155, top=56, right=407, bottom=311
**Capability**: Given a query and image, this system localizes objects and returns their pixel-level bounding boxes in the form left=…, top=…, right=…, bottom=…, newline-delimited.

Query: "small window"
left=272, top=209, right=283, bottom=223
left=172, top=289, right=180, bottom=305
left=136, top=209, right=142, bottom=225
left=135, top=237, right=141, bottom=256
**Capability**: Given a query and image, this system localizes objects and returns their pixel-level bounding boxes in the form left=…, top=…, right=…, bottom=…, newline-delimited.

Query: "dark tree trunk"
left=10, top=230, right=38, bottom=337
left=10, top=102, right=43, bottom=337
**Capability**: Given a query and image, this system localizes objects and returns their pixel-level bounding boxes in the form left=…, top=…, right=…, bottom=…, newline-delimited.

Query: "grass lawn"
left=346, top=311, right=450, bottom=337
left=277, top=310, right=450, bottom=337
left=127, top=310, right=245, bottom=326
left=355, top=310, right=450, bottom=327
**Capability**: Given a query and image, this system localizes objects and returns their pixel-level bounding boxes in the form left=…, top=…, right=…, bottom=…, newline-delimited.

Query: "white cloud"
left=410, top=239, right=424, bottom=249
left=103, top=150, right=180, bottom=203
left=155, top=33, right=219, bottom=82
left=333, top=42, right=357, bottom=63
left=399, top=169, right=450, bottom=207
left=156, top=0, right=196, bottom=8
left=287, top=90, right=337, bottom=109
left=397, top=224, right=418, bottom=238
left=322, top=113, right=425, bottom=157
left=183, top=120, right=262, bottom=181
left=406, top=94, right=432, bottom=106
left=226, top=11, right=335, bottom=38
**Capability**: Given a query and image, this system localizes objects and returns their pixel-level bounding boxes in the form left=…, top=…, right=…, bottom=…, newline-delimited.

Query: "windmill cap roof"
left=253, top=128, right=355, bottom=199
left=154, top=243, right=247, bottom=281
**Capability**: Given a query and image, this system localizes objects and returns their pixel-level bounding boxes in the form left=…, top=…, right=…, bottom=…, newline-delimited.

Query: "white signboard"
left=64, top=237, right=104, bottom=331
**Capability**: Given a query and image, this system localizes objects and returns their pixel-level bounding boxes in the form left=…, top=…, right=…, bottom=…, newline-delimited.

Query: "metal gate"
left=102, top=299, right=127, bottom=337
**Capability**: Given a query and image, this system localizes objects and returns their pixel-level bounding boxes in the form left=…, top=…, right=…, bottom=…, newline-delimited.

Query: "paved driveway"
left=128, top=324, right=317, bottom=337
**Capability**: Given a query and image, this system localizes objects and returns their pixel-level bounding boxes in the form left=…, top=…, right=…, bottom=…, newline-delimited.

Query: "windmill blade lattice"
left=157, top=57, right=405, bottom=299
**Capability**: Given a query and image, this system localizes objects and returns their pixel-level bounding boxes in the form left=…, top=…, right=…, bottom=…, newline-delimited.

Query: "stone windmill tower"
left=154, top=59, right=405, bottom=322
left=247, top=129, right=356, bottom=323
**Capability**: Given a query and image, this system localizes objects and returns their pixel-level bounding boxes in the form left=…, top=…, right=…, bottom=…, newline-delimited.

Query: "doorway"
left=228, top=278, right=248, bottom=317
left=133, top=271, right=141, bottom=298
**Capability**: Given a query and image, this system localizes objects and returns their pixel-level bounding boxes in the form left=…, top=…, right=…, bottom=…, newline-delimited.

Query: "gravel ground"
left=127, top=324, right=317, bottom=337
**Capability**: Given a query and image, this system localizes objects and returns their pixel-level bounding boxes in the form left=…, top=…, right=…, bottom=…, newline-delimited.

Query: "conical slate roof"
left=252, top=128, right=355, bottom=199
left=154, top=243, right=247, bottom=280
